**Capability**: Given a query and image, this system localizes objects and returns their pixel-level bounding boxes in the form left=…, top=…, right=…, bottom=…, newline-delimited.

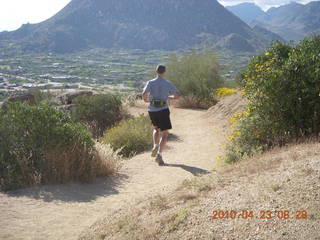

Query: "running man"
left=142, top=65, right=180, bottom=166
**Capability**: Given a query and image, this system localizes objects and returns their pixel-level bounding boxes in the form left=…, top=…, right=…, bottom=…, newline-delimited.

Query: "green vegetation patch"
left=166, top=49, right=224, bottom=108
left=0, top=103, right=110, bottom=191
left=102, top=115, right=153, bottom=158
left=71, top=93, right=124, bottom=137
left=226, top=36, right=320, bottom=162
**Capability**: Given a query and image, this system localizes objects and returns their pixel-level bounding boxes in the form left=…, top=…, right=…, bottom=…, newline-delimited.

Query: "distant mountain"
left=0, top=0, right=268, bottom=53
left=226, top=3, right=266, bottom=25
left=252, top=25, right=286, bottom=43
left=215, top=33, right=255, bottom=52
left=253, top=1, right=320, bottom=41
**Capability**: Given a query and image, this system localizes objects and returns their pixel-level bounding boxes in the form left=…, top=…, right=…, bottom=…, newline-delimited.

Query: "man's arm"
left=168, top=93, right=180, bottom=100
left=142, top=92, right=150, bottom=102
left=168, top=81, right=180, bottom=100
left=142, top=81, right=150, bottom=103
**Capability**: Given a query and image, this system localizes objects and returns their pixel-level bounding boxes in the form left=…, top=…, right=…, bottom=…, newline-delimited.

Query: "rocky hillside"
left=0, top=0, right=267, bottom=53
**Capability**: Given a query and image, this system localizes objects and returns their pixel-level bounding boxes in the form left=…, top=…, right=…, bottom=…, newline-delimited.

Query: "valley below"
left=0, top=45, right=250, bottom=101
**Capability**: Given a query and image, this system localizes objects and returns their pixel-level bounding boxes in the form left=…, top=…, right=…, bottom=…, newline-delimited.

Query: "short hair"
left=156, top=65, right=166, bottom=74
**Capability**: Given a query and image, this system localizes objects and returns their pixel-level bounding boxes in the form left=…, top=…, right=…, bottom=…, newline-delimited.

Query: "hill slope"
left=82, top=142, right=320, bottom=240
left=0, top=0, right=266, bottom=53
left=253, top=1, right=320, bottom=41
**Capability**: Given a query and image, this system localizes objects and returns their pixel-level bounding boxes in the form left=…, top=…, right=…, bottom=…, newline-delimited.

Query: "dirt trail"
left=0, top=101, right=230, bottom=240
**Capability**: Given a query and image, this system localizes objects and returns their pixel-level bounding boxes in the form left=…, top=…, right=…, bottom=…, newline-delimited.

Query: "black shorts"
left=148, top=108, right=172, bottom=131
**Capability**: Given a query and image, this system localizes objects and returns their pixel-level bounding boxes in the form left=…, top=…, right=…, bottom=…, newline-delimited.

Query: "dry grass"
left=111, top=215, right=139, bottom=235
left=94, top=142, right=122, bottom=176
left=171, top=95, right=216, bottom=109
left=91, top=207, right=190, bottom=240
left=123, top=94, right=138, bottom=107
left=44, top=142, right=122, bottom=185
left=176, top=191, right=197, bottom=202
left=90, top=209, right=160, bottom=240
left=44, top=146, right=93, bottom=184
left=218, top=147, right=286, bottom=178
left=149, top=194, right=169, bottom=211
left=161, top=208, right=190, bottom=232
left=177, top=177, right=213, bottom=194
left=81, top=142, right=320, bottom=240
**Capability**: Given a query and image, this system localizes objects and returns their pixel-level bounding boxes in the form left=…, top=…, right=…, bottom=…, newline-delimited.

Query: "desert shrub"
left=28, top=88, right=56, bottom=105
left=166, top=49, right=223, bottom=108
left=226, top=36, right=320, bottom=162
left=172, top=95, right=216, bottom=109
left=71, top=93, right=124, bottom=137
left=102, top=115, right=153, bottom=157
left=123, top=92, right=139, bottom=107
left=94, top=142, right=122, bottom=175
left=215, top=88, right=237, bottom=97
left=0, top=103, right=119, bottom=191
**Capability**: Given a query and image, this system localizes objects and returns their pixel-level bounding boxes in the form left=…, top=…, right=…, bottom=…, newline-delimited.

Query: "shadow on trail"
left=6, top=173, right=129, bottom=203
left=168, top=133, right=182, bottom=142
left=164, top=164, right=211, bottom=176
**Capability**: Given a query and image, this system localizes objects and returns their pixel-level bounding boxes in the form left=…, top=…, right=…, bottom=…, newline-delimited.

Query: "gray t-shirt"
left=142, top=77, right=179, bottom=112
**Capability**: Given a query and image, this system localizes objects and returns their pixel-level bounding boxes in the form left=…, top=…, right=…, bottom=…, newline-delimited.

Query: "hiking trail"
left=0, top=96, right=245, bottom=240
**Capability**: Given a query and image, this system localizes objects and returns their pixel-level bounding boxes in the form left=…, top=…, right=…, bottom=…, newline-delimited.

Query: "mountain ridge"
left=229, top=1, right=320, bottom=42
left=226, top=2, right=266, bottom=25
left=0, top=0, right=267, bottom=53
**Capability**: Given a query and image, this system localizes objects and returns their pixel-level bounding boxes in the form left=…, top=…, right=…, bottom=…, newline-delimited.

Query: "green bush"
left=28, top=88, right=56, bottom=105
left=102, top=115, right=153, bottom=158
left=71, top=94, right=124, bottom=137
left=166, top=49, right=223, bottom=108
left=0, top=103, right=113, bottom=191
left=226, top=36, right=320, bottom=162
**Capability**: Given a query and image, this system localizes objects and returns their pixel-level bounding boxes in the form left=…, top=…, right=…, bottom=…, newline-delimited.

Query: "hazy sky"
left=0, top=0, right=71, bottom=31
left=218, top=0, right=315, bottom=10
left=0, top=0, right=317, bottom=32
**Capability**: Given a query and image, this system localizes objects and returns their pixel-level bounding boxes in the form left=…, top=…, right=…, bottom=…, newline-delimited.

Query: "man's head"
left=156, top=65, right=166, bottom=77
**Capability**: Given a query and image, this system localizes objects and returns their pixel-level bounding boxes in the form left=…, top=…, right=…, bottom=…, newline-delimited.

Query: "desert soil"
left=0, top=99, right=235, bottom=240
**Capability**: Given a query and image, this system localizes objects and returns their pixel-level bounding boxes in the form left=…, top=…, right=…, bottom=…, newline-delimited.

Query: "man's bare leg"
left=153, top=127, right=160, bottom=146
left=155, top=130, right=168, bottom=165
left=158, top=130, right=169, bottom=154
left=151, top=127, right=160, bottom=157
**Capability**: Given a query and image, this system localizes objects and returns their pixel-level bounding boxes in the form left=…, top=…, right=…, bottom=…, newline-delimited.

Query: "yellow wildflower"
left=215, top=88, right=237, bottom=97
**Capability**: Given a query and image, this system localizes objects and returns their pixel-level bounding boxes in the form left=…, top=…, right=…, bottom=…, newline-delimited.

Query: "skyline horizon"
left=0, top=0, right=318, bottom=32
left=218, top=0, right=314, bottom=10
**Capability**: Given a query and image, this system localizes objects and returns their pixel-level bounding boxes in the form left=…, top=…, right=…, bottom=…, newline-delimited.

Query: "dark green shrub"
left=226, top=36, right=320, bottom=162
left=102, top=115, right=153, bottom=158
left=71, top=94, right=124, bottom=137
left=0, top=103, right=113, bottom=191
left=166, top=49, right=223, bottom=108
